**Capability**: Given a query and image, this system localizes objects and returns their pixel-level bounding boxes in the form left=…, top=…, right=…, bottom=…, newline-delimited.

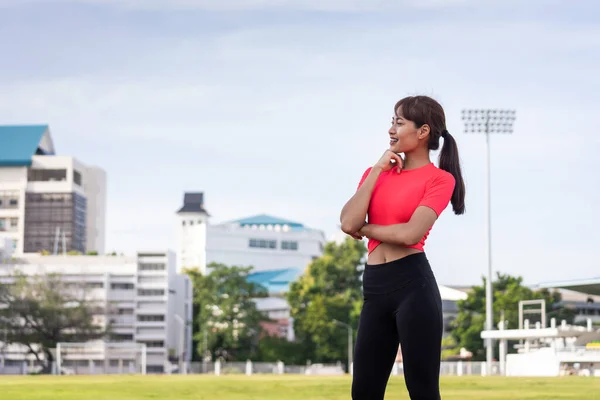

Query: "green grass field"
left=1, top=375, right=599, bottom=399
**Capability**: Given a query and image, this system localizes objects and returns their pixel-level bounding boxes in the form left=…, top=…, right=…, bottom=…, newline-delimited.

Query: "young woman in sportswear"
left=340, top=95, right=466, bottom=400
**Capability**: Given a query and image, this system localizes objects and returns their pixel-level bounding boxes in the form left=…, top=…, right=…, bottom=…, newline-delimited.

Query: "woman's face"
left=388, top=114, right=422, bottom=154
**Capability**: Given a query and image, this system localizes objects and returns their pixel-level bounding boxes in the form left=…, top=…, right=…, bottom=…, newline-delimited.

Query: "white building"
left=0, top=251, right=192, bottom=374
left=175, top=192, right=327, bottom=276
left=206, top=214, right=326, bottom=274
left=0, top=125, right=106, bottom=255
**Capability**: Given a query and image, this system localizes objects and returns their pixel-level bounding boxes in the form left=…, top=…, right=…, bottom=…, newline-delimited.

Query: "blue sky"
left=0, top=0, right=598, bottom=285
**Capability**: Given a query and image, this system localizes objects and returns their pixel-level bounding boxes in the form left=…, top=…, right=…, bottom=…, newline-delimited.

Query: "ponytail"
left=439, top=130, right=466, bottom=215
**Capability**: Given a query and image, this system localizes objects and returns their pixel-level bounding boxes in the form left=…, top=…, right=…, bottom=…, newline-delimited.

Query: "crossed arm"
left=358, top=206, right=439, bottom=246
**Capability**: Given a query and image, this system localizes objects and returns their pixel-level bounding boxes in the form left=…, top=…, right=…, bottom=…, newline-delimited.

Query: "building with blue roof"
left=204, top=212, right=325, bottom=276
left=0, top=125, right=106, bottom=255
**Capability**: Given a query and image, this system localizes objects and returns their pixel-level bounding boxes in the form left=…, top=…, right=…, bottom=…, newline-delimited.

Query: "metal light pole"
left=333, top=319, right=353, bottom=373
left=461, top=109, right=516, bottom=373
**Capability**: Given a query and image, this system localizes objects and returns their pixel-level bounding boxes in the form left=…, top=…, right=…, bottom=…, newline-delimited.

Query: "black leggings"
left=352, top=252, right=443, bottom=400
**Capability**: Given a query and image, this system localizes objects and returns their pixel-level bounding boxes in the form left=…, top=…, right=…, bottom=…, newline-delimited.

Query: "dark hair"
left=395, top=95, right=466, bottom=215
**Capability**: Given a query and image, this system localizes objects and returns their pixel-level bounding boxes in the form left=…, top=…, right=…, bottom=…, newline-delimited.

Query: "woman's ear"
left=418, top=124, right=431, bottom=140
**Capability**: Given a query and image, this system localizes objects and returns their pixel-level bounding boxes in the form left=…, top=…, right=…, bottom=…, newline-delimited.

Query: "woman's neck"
left=403, top=150, right=431, bottom=171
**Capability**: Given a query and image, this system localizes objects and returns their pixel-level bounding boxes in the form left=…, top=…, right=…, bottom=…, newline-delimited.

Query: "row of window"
left=139, top=263, right=165, bottom=271
left=138, top=289, right=165, bottom=296
left=27, top=168, right=83, bottom=186
left=63, top=284, right=167, bottom=295
left=249, top=239, right=276, bottom=249
left=248, top=238, right=299, bottom=251
left=112, top=283, right=134, bottom=290
left=182, top=220, right=203, bottom=226
left=138, top=315, right=165, bottom=322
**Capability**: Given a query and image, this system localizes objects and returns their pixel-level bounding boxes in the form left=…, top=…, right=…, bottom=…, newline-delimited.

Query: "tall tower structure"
left=176, top=192, right=209, bottom=274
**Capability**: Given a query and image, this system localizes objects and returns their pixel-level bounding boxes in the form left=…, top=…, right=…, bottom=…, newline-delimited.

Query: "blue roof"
left=232, top=214, right=304, bottom=228
left=0, top=125, right=53, bottom=166
left=248, top=268, right=304, bottom=294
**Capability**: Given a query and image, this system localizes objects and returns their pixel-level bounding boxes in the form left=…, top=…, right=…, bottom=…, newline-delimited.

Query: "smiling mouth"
left=390, top=138, right=398, bottom=144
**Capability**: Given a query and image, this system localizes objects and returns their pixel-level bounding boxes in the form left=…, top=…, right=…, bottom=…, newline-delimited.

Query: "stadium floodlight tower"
left=461, top=109, right=516, bottom=372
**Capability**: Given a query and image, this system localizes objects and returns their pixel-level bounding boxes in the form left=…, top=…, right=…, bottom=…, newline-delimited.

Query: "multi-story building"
left=0, top=125, right=106, bottom=255
left=0, top=251, right=193, bottom=374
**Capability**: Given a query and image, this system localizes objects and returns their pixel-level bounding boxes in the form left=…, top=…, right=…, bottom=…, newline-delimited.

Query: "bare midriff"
left=366, top=242, right=423, bottom=265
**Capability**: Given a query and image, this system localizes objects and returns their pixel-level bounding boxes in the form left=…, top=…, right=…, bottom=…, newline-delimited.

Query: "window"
left=190, top=220, right=194, bottom=226
left=23, top=192, right=86, bottom=254
left=27, top=168, right=67, bottom=182
left=249, top=238, right=277, bottom=249
left=111, top=283, right=134, bottom=290
left=137, top=315, right=165, bottom=322
left=182, top=221, right=186, bottom=226
left=138, top=289, right=165, bottom=296
left=9, top=218, right=18, bottom=229
left=143, top=341, right=164, bottom=348
left=281, top=241, right=298, bottom=251
left=73, top=170, right=82, bottom=186
left=139, top=263, right=165, bottom=271
left=0, top=219, right=4, bottom=231
left=117, top=308, right=134, bottom=315
left=111, top=333, right=134, bottom=342
left=9, top=199, right=17, bottom=207
left=85, top=282, right=104, bottom=289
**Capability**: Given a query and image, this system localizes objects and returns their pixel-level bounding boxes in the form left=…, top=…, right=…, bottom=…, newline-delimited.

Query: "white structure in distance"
left=0, top=251, right=192, bottom=374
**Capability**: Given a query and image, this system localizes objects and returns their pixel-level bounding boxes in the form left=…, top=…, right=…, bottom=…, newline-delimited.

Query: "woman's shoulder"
left=428, top=164, right=456, bottom=186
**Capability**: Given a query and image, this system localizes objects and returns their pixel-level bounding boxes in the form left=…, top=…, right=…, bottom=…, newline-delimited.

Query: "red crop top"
left=357, top=162, right=455, bottom=254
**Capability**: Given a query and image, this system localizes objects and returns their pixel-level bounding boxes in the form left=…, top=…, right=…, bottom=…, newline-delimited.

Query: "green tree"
left=186, top=263, right=267, bottom=362
left=254, top=335, right=306, bottom=364
left=0, top=272, right=107, bottom=373
left=450, top=272, right=573, bottom=360
left=286, top=237, right=366, bottom=366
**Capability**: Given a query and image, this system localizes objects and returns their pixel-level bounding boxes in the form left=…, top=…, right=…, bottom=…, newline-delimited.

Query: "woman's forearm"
left=340, top=167, right=382, bottom=234
left=359, top=223, right=420, bottom=247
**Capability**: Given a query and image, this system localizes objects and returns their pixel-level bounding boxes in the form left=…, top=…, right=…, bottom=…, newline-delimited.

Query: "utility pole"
left=462, top=109, right=516, bottom=373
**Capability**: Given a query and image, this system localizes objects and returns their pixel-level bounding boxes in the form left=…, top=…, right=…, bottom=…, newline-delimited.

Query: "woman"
left=340, top=95, right=466, bottom=400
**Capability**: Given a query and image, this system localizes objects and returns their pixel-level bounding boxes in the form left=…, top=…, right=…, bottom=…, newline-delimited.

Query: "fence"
left=184, top=360, right=501, bottom=377
left=0, top=359, right=47, bottom=375
left=0, top=358, right=502, bottom=377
